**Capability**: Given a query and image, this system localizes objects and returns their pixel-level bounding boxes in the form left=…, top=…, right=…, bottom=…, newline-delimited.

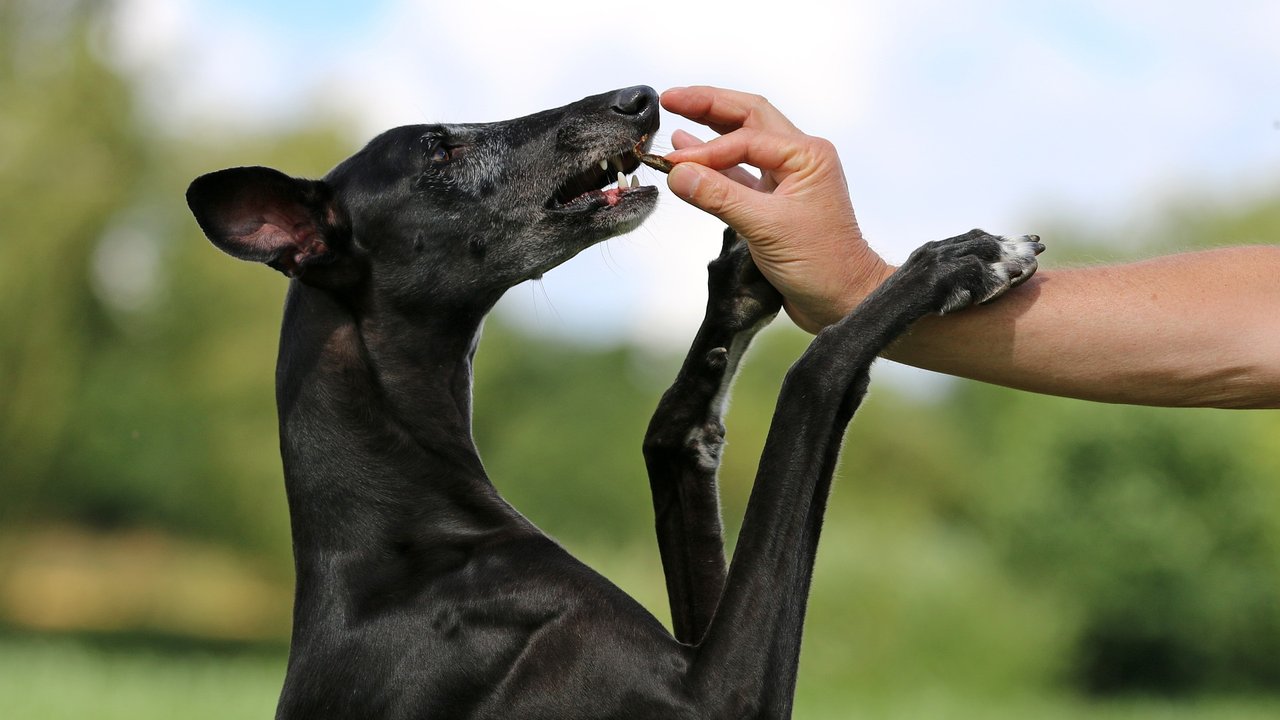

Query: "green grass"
left=796, top=690, right=1280, bottom=720
left=0, top=635, right=284, bottom=720
left=3, top=635, right=1280, bottom=719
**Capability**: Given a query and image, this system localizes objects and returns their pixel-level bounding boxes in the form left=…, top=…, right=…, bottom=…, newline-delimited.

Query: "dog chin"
left=585, top=185, right=659, bottom=231
left=542, top=187, right=656, bottom=241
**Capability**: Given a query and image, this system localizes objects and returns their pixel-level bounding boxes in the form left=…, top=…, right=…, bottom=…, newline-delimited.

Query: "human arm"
left=659, top=86, right=1280, bottom=409
left=888, top=248, right=1280, bottom=408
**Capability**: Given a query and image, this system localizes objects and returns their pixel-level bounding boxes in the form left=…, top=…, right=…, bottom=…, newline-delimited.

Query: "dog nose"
left=611, top=86, right=658, bottom=118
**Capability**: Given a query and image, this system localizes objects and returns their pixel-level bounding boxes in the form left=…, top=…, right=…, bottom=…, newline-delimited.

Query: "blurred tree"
left=943, top=196, right=1280, bottom=694
left=0, top=0, right=144, bottom=533
left=473, top=322, right=669, bottom=545
left=952, top=382, right=1280, bottom=694
left=0, top=0, right=351, bottom=566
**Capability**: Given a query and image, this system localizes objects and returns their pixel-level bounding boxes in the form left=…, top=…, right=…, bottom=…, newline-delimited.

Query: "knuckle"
left=798, top=137, right=838, bottom=167
left=809, top=137, right=838, bottom=157
left=702, top=178, right=734, bottom=215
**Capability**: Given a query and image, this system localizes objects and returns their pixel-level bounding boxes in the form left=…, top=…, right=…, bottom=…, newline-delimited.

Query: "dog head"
left=186, top=86, right=661, bottom=311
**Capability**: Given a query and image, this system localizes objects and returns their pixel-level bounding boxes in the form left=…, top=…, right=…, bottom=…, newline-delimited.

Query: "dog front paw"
left=705, top=227, right=784, bottom=333
left=903, top=229, right=1044, bottom=315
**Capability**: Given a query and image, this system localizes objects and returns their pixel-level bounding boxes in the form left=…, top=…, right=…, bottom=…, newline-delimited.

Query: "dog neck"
left=277, top=280, right=489, bottom=452
left=274, top=282, right=526, bottom=620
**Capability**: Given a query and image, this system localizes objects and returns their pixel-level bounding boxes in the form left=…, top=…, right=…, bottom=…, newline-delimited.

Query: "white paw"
left=987, top=235, right=1043, bottom=298
left=939, top=234, right=1044, bottom=314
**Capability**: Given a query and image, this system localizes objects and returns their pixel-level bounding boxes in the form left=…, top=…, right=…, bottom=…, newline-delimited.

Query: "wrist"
left=811, top=250, right=895, bottom=331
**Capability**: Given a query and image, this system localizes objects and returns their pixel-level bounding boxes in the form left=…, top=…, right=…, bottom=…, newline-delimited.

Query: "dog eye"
left=420, top=134, right=454, bottom=166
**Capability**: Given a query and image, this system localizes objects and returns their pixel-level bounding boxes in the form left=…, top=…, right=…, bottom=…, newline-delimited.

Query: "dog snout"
left=610, top=86, right=658, bottom=123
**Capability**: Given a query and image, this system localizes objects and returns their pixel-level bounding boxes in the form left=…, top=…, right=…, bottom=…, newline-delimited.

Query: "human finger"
left=666, top=161, right=777, bottom=234
left=661, top=86, right=799, bottom=136
left=670, top=128, right=703, bottom=150
left=665, top=127, right=807, bottom=182
left=670, top=129, right=763, bottom=189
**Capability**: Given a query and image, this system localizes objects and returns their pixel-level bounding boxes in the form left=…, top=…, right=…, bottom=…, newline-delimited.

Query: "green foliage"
left=0, top=0, right=146, bottom=522
left=949, top=386, right=1280, bottom=693
left=0, top=0, right=355, bottom=564
left=473, top=324, right=672, bottom=545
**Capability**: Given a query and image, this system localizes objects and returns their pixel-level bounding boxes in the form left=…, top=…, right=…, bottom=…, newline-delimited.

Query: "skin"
left=659, top=85, right=1280, bottom=410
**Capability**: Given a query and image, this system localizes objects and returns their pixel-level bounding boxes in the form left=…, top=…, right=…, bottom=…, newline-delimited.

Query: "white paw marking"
left=684, top=425, right=723, bottom=473
left=984, top=234, right=1042, bottom=301
left=941, top=234, right=1042, bottom=313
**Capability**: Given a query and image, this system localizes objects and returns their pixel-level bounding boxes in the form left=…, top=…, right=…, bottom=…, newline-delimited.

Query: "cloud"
left=108, top=0, right=1280, bottom=349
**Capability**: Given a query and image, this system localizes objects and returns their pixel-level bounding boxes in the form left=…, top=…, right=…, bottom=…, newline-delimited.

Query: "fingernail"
left=667, top=163, right=700, bottom=199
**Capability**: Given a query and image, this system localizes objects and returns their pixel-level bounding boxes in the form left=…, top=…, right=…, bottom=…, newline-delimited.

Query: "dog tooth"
left=629, top=175, right=640, bottom=188
left=599, top=159, right=609, bottom=171
left=617, top=171, right=627, bottom=189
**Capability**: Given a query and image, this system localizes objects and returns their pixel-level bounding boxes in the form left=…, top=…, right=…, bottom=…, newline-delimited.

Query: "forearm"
left=879, top=246, right=1280, bottom=409
left=656, top=87, right=1279, bottom=409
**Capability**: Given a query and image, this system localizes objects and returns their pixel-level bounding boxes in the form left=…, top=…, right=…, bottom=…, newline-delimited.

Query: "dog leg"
left=690, top=230, right=1042, bottom=717
left=643, top=228, right=782, bottom=644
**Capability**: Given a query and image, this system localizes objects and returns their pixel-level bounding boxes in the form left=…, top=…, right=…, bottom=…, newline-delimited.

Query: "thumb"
left=667, top=162, right=766, bottom=232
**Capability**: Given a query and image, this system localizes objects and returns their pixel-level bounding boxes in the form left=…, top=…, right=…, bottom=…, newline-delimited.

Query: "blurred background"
left=2, top=0, right=1279, bottom=717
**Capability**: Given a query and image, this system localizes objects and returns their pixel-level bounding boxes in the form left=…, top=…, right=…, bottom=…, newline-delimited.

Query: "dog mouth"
left=546, top=137, right=656, bottom=212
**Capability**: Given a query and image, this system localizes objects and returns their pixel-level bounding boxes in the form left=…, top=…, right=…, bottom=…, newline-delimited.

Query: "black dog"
left=187, top=86, right=1041, bottom=719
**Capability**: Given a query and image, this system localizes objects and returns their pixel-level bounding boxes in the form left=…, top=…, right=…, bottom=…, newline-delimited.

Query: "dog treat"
left=634, top=138, right=674, bottom=174
left=637, top=152, right=674, bottom=174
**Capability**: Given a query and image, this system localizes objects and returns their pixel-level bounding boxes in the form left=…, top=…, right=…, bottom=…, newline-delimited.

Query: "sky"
left=107, top=0, right=1280, bottom=354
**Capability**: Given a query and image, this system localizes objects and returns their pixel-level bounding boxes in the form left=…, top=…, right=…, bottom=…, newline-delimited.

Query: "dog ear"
left=186, top=166, right=342, bottom=279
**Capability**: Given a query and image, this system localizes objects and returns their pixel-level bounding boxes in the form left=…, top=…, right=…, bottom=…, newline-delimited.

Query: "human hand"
left=660, top=86, right=893, bottom=332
